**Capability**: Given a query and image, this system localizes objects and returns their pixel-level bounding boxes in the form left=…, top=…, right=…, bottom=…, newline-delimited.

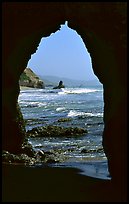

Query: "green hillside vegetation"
left=20, top=72, right=30, bottom=81
left=19, top=68, right=45, bottom=89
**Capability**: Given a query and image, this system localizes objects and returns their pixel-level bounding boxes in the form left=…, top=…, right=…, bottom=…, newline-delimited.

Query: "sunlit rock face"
left=19, top=68, right=45, bottom=88
left=2, top=2, right=127, bottom=200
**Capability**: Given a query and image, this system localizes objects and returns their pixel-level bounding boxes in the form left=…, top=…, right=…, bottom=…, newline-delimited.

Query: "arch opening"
left=18, top=21, right=109, bottom=179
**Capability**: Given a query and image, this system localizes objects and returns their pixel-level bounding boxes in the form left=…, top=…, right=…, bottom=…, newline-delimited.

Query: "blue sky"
left=27, top=21, right=98, bottom=81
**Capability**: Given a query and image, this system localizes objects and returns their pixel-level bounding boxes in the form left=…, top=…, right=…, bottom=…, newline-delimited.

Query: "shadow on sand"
left=2, top=163, right=125, bottom=202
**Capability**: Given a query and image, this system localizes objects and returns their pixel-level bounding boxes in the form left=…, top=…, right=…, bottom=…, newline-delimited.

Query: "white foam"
left=58, top=88, right=101, bottom=95
left=19, top=101, right=47, bottom=107
left=67, top=110, right=103, bottom=117
left=56, top=107, right=66, bottom=111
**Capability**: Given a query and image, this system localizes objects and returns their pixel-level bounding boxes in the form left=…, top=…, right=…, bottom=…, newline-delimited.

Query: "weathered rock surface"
left=2, top=141, right=64, bottom=165
left=26, top=125, right=88, bottom=138
left=2, top=150, right=37, bottom=165
left=19, top=68, right=45, bottom=88
left=57, top=118, right=72, bottom=123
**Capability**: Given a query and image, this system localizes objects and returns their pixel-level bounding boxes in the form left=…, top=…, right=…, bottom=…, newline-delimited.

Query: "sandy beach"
left=2, top=162, right=125, bottom=202
left=20, top=86, right=35, bottom=90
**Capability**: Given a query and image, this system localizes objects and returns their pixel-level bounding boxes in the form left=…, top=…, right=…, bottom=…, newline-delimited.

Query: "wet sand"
left=2, top=163, right=125, bottom=202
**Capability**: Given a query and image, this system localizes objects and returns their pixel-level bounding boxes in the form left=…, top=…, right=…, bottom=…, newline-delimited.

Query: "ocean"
left=18, top=86, right=110, bottom=179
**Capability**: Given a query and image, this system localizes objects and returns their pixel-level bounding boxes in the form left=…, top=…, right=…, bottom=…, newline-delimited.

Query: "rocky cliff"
left=19, top=68, right=45, bottom=88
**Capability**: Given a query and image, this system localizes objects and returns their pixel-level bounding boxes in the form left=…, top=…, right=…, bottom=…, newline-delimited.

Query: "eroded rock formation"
left=2, top=2, right=127, bottom=201
left=53, top=80, right=65, bottom=89
left=19, top=68, right=45, bottom=88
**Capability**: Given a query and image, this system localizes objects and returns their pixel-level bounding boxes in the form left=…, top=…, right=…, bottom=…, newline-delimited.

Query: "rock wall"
left=2, top=2, right=127, bottom=200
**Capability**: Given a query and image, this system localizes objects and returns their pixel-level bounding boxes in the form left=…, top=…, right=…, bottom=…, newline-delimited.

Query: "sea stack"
left=53, top=81, right=65, bottom=89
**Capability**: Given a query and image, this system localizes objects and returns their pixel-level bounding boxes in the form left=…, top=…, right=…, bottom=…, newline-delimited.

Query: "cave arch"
left=19, top=22, right=106, bottom=165
left=2, top=2, right=127, bottom=200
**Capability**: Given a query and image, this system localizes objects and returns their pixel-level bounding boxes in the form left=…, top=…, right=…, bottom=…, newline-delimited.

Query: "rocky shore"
left=2, top=119, right=124, bottom=202
left=2, top=125, right=88, bottom=165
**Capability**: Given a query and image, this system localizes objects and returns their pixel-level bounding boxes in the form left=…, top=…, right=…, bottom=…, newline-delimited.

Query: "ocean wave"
left=19, top=87, right=102, bottom=96
left=56, top=107, right=66, bottom=111
left=58, top=88, right=101, bottom=95
left=19, top=101, right=47, bottom=108
left=67, top=110, right=103, bottom=118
